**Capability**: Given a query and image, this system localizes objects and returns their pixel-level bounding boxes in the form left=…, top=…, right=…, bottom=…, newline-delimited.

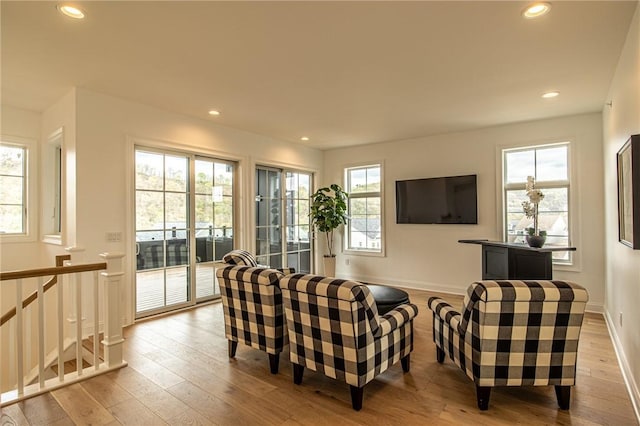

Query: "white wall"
left=603, top=4, right=640, bottom=418
left=71, top=89, right=323, bottom=325
left=0, top=106, right=42, bottom=270
left=324, top=112, right=605, bottom=312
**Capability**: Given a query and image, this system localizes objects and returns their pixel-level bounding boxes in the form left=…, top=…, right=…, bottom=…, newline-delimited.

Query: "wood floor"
left=1, top=288, right=637, bottom=425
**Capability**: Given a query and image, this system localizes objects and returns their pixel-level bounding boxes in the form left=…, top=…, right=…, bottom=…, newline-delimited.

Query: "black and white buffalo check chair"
left=281, top=274, right=418, bottom=411
left=216, top=250, right=294, bottom=374
left=428, top=280, right=588, bottom=410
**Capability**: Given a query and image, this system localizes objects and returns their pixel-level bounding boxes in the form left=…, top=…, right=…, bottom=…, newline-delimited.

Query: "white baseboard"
left=604, top=309, right=640, bottom=423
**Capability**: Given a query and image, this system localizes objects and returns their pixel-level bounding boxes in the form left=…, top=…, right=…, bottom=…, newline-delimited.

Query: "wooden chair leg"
left=401, top=354, right=411, bottom=372
left=350, top=385, right=364, bottom=411
left=555, top=385, right=571, bottom=410
left=476, top=386, right=491, bottom=410
left=268, top=353, right=279, bottom=374
left=228, top=340, right=237, bottom=358
left=293, top=363, right=304, bottom=385
left=436, top=346, right=445, bottom=363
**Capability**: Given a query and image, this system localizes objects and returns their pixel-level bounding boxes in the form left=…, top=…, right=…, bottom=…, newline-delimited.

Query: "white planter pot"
left=323, top=256, right=336, bottom=277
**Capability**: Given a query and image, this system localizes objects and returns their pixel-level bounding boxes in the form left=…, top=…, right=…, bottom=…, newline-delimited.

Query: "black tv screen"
left=396, top=174, right=478, bottom=224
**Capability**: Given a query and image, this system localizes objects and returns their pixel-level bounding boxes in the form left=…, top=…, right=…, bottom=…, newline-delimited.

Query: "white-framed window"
left=42, top=128, right=63, bottom=244
left=0, top=139, right=36, bottom=241
left=502, top=142, right=572, bottom=263
left=345, top=163, right=384, bottom=255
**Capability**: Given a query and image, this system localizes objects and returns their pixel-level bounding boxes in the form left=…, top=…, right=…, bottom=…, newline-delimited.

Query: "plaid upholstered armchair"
left=216, top=250, right=294, bottom=374
left=428, top=280, right=589, bottom=410
left=281, top=274, right=418, bottom=411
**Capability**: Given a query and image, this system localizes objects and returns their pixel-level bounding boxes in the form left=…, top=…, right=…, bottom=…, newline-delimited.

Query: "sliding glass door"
left=255, top=167, right=312, bottom=273
left=135, top=148, right=235, bottom=318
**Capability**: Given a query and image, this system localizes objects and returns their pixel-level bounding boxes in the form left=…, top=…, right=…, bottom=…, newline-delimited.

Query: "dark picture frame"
left=617, top=134, right=640, bottom=249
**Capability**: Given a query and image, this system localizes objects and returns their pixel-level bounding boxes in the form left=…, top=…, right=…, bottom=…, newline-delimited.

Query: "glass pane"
left=366, top=167, right=381, bottom=192
left=268, top=170, right=280, bottom=198
left=215, top=162, right=233, bottom=196
left=287, top=253, right=298, bottom=271
left=196, top=263, right=217, bottom=299
left=299, top=225, right=310, bottom=244
left=297, top=200, right=309, bottom=225
left=366, top=215, right=381, bottom=233
left=214, top=198, right=233, bottom=228
left=0, top=176, right=23, bottom=204
left=505, top=150, right=534, bottom=183
left=506, top=212, right=528, bottom=243
left=136, top=236, right=164, bottom=270
left=165, top=192, right=187, bottom=228
left=214, top=234, right=233, bottom=260
left=135, top=151, right=163, bottom=191
left=350, top=198, right=366, bottom=215
left=195, top=194, right=213, bottom=225
left=256, top=197, right=268, bottom=226
left=286, top=172, right=298, bottom=194
left=256, top=227, right=268, bottom=255
left=195, top=160, right=213, bottom=194
left=536, top=146, right=568, bottom=182
left=0, top=145, right=24, bottom=176
left=538, top=212, right=569, bottom=237
left=348, top=168, right=367, bottom=193
left=166, top=239, right=189, bottom=267
left=195, top=235, right=213, bottom=263
left=136, top=191, right=164, bottom=230
left=136, top=269, right=165, bottom=312
left=298, top=174, right=310, bottom=199
left=367, top=197, right=380, bottom=215
left=0, top=205, right=23, bottom=233
left=256, top=255, right=268, bottom=265
left=165, top=155, right=187, bottom=192
left=166, top=267, right=188, bottom=305
left=270, top=254, right=282, bottom=269
left=256, top=169, right=267, bottom=197
left=366, top=231, right=381, bottom=249
left=299, top=251, right=311, bottom=273
left=537, top=187, right=568, bottom=212
left=269, top=228, right=282, bottom=254
left=506, top=189, right=527, bottom=213
left=287, top=239, right=299, bottom=252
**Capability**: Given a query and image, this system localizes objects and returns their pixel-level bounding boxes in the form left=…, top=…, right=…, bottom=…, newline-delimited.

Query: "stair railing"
left=0, top=252, right=127, bottom=407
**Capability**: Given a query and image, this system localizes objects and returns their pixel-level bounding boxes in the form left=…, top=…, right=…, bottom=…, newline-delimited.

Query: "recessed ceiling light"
left=542, top=91, right=560, bottom=98
left=208, top=110, right=221, bottom=116
left=523, top=2, right=551, bottom=19
left=300, top=136, right=309, bottom=141
left=57, top=4, right=85, bottom=19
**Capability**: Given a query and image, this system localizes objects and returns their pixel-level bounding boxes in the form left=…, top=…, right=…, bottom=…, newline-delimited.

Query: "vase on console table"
left=526, top=230, right=547, bottom=248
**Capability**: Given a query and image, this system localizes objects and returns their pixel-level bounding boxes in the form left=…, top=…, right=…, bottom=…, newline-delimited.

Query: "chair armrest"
left=377, top=303, right=418, bottom=337
left=276, top=267, right=296, bottom=274
left=427, top=297, right=461, bottom=331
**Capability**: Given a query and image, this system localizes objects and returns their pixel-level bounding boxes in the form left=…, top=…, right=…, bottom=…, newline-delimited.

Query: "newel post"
left=99, top=252, right=126, bottom=368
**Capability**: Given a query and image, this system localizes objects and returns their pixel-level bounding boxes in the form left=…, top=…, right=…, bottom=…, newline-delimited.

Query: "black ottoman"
left=366, top=284, right=410, bottom=315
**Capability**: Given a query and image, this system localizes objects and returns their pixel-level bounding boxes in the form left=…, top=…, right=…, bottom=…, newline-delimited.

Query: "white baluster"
left=57, top=271, right=64, bottom=382
left=76, top=271, right=83, bottom=376
left=15, top=279, right=24, bottom=396
left=93, top=271, right=100, bottom=370
left=38, top=277, right=45, bottom=388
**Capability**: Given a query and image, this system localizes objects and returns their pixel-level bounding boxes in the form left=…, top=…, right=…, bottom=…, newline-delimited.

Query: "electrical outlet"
left=345, top=259, right=350, bottom=266
left=619, top=312, right=623, bottom=327
left=106, top=231, right=122, bottom=242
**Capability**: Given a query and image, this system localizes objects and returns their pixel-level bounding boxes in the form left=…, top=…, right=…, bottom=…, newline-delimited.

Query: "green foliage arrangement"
left=310, top=184, right=349, bottom=257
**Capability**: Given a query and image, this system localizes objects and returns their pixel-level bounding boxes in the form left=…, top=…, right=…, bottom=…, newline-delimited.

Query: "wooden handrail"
left=0, top=262, right=107, bottom=281
left=1, top=255, right=71, bottom=326
left=0, top=255, right=107, bottom=327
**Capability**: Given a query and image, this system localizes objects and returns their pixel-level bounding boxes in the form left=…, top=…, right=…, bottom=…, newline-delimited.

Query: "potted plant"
left=521, top=176, right=546, bottom=248
left=310, top=184, right=349, bottom=276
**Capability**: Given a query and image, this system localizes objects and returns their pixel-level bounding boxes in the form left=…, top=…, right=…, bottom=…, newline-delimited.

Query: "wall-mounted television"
left=396, top=174, right=478, bottom=224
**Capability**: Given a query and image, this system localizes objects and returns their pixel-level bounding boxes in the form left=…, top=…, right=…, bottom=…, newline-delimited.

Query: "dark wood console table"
left=459, top=239, right=576, bottom=280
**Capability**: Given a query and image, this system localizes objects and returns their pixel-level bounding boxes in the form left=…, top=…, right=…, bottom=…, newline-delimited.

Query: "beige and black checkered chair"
left=428, top=280, right=589, bottom=410
left=281, top=274, right=418, bottom=411
left=216, top=250, right=294, bottom=374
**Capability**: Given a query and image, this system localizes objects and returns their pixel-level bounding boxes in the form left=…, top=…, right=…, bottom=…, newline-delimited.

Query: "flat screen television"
left=396, top=174, right=478, bottom=224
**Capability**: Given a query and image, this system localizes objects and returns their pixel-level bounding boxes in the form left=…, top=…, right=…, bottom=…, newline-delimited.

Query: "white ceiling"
left=2, top=1, right=637, bottom=149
